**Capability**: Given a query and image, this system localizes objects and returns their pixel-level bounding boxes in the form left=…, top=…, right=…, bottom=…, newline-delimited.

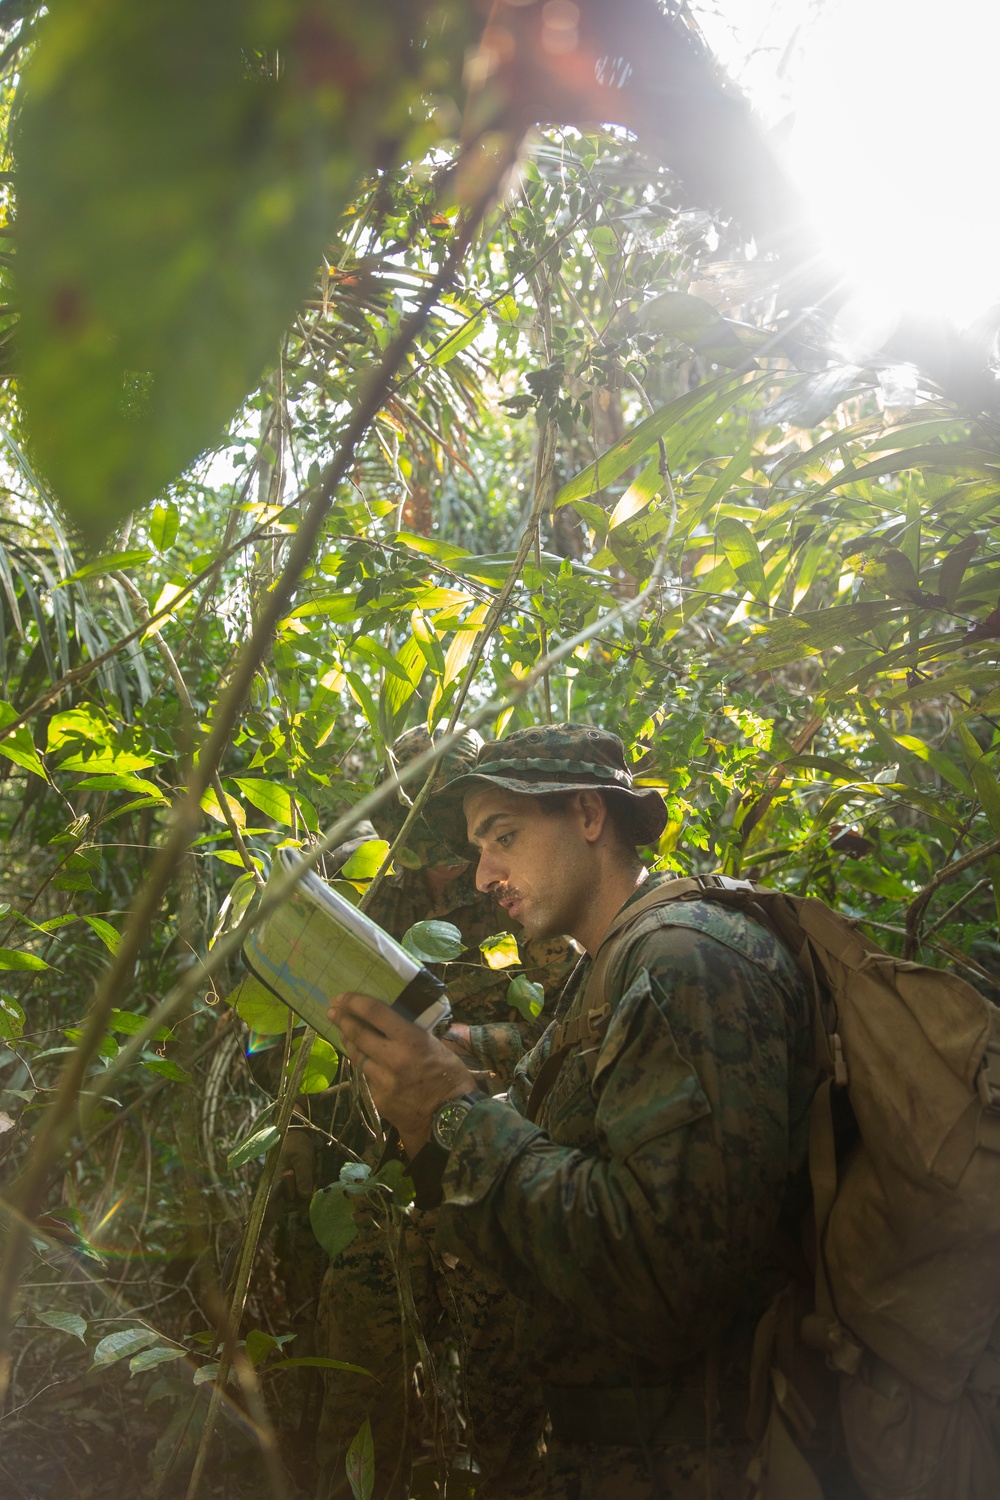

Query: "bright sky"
left=693, top=0, right=1000, bottom=332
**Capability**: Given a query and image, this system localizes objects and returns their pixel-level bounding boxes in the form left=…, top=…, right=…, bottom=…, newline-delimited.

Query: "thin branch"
left=904, top=837, right=1000, bottom=958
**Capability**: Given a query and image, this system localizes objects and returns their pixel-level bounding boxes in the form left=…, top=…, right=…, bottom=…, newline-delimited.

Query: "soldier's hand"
left=329, top=992, right=475, bottom=1156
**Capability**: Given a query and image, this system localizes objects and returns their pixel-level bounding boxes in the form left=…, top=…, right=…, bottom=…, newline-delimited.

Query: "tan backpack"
left=529, top=875, right=1000, bottom=1500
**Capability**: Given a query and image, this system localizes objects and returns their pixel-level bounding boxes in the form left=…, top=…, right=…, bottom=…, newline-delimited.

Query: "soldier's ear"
left=576, top=788, right=609, bottom=844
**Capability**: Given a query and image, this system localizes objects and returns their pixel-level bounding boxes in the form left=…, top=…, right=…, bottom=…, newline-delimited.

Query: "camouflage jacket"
left=369, top=863, right=576, bottom=1084
left=435, top=878, right=817, bottom=1389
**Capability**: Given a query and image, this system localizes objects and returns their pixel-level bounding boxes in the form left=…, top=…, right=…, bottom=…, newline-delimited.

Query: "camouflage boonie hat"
left=374, top=725, right=483, bottom=865
left=428, top=723, right=668, bottom=848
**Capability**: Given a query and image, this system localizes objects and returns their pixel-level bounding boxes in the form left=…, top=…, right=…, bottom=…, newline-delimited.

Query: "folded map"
left=242, top=847, right=450, bottom=1048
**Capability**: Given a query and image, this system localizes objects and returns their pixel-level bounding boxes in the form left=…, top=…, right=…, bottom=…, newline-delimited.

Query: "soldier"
left=313, top=726, right=577, bottom=1500
left=328, top=724, right=818, bottom=1499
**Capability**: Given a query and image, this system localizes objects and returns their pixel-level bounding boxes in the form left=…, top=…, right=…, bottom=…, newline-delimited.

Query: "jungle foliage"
left=1, top=1, right=1000, bottom=1497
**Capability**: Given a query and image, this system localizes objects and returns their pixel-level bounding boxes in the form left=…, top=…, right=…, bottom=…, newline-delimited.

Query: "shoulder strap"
left=524, top=875, right=757, bottom=1123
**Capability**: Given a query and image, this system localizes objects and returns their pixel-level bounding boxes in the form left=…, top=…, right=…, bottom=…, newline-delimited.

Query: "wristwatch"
left=431, top=1092, right=483, bottom=1151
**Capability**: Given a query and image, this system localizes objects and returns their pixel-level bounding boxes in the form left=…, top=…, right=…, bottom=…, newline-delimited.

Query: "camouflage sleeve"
left=435, top=917, right=811, bottom=1364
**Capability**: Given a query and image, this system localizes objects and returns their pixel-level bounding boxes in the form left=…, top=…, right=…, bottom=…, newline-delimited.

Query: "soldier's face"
left=464, top=786, right=594, bottom=943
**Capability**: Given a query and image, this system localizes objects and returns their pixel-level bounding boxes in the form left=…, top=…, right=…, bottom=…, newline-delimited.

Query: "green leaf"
left=431, top=311, right=485, bottom=366
left=83, top=916, right=122, bottom=954
left=150, top=502, right=179, bottom=551
left=37, top=1310, right=88, bottom=1343
left=346, top=1417, right=375, bottom=1500
left=245, top=1328, right=280, bottom=1368
left=400, top=920, right=464, bottom=963
left=552, top=374, right=757, bottom=509
left=479, top=931, right=520, bottom=970
left=290, top=1035, right=339, bottom=1095
left=371, top=1158, right=414, bottom=1207
left=506, top=975, right=544, bottom=1021
left=74, top=772, right=167, bottom=802
left=956, top=723, right=1000, bottom=836
left=716, top=518, right=768, bottom=605
left=861, top=548, right=921, bottom=601
left=0, top=702, right=48, bottom=781
left=937, top=534, right=978, bottom=606
left=129, top=1345, right=186, bottom=1375
left=141, top=1057, right=192, bottom=1084
left=62, top=550, right=153, bottom=582
left=230, top=779, right=294, bottom=826
left=15, top=0, right=431, bottom=533
left=0, top=994, right=25, bottom=1040
left=91, top=1328, right=159, bottom=1370
left=752, top=601, right=901, bottom=669
left=340, top=840, right=390, bottom=881
left=310, top=1183, right=360, bottom=1259
left=608, top=456, right=662, bottom=531
left=110, top=1009, right=170, bottom=1040
left=0, top=947, right=49, bottom=971
left=227, top=1125, right=280, bottom=1171
left=269, top=1356, right=375, bottom=1377
left=349, top=635, right=414, bottom=685
left=233, top=974, right=294, bottom=1037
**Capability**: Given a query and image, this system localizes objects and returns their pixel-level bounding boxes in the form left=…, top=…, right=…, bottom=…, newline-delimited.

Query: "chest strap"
left=524, top=875, right=757, bottom=1123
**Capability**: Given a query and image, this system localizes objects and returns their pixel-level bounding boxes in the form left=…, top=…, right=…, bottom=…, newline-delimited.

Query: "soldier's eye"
left=496, top=831, right=515, bottom=847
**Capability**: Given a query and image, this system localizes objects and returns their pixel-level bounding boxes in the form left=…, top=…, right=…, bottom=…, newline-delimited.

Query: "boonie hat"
left=374, top=725, right=483, bottom=866
left=429, top=723, right=668, bottom=849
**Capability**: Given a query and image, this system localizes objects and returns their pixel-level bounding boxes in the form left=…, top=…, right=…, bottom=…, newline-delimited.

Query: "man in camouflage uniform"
left=328, top=724, right=818, bottom=1500
left=313, top=727, right=577, bottom=1500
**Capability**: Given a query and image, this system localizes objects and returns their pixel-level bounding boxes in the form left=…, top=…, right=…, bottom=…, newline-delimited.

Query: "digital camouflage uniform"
left=421, top=725, right=817, bottom=1500
left=310, top=728, right=578, bottom=1500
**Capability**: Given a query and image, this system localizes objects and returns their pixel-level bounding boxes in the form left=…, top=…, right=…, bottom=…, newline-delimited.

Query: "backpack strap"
left=524, top=875, right=759, bottom=1123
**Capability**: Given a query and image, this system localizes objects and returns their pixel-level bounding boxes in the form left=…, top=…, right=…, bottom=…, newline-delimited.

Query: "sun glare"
left=698, top=0, right=1000, bottom=331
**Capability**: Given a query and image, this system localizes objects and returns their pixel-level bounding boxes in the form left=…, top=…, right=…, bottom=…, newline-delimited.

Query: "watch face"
left=433, top=1094, right=477, bottom=1150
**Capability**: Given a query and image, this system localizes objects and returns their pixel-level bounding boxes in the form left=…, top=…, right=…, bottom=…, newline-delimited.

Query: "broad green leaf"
left=245, top=1329, right=280, bottom=1368
left=270, top=1356, right=375, bottom=1377
left=752, top=601, right=900, bottom=669
left=431, top=311, right=485, bottom=365
left=938, top=534, right=978, bottom=605
left=231, top=778, right=293, bottom=827
left=507, top=975, right=544, bottom=1021
left=92, top=1328, right=159, bottom=1369
left=552, top=374, right=756, bottom=509
left=290, top=1035, right=339, bottom=1094
left=75, top=772, right=167, bottom=802
left=129, top=1345, right=186, bottom=1375
left=890, top=734, right=971, bottom=794
left=149, top=502, right=179, bottom=551
left=141, top=1057, right=192, bottom=1084
left=0, top=994, right=25, bottom=1040
left=83, top=916, right=122, bottom=954
left=442, top=603, right=489, bottom=688
left=200, top=785, right=246, bottom=829
left=716, top=518, right=768, bottom=605
left=401, top=920, right=464, bottom=963
left=861, top=548, right=921, bottom=600
left=479, top=931, right=520, bottom=970
left=340, top=840, right=390, bottom=881
left=62, top=550, right=153, bottom=582
left=0, top=948, right=49, bottom=971
left=346, top=1417, right=375, bottom=1500
left=15, top=0, right=444, bottom=533
left=0, top=702, right=48, bottom=781
left=60, top=751, right=155, bottom=775
left=371, top=1158, right=414, bottom=1207
left=227, top=1125, right=280, bottom=1171
left=608, top=456, right=662, bottom=530
left=233, top=974, right=294, bottom=1037
left=956, top=723, right=1000, bottom=836
left=347, top=636, right=413, bottom=685
left=310, top=1183, right=360, bottom=1259
left=38, top=1310, right=89, bottom=1343
left=287, top=594, right=360, bottom=623
left=110, top=1009, right=170, bottom=1041
left=193, top=1363, right=220, bottom=1386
